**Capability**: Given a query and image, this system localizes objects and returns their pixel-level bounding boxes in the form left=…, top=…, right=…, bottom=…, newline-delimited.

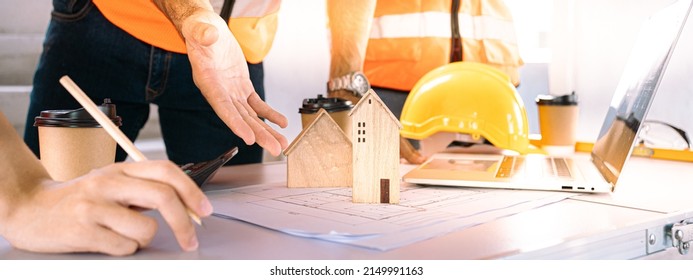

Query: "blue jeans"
left=24, top=0, right=265, bottom=165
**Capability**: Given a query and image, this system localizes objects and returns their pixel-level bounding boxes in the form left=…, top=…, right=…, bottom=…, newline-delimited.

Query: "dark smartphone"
left=180, top=146, right=239, bottom=187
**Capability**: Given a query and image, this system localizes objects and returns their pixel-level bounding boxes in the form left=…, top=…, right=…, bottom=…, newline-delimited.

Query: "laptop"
left=403, top=0, right=692, bottom=193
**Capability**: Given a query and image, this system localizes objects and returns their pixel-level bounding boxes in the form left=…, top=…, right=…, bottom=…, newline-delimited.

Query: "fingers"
left=96, top=161, right=211, bottom=251
left=239, top=97, right=289, bottom=149
left=101, top=175, right=198, bottom=251
left=216, top=89, right=288, bottom=155
left=118, top=161, right=213, bottom=218
left=257, top=119, right=289, bottom=152
left=201, top=82, right=257, bottom=146
left=248, top=93, right=288, bottom=128
left=215, top=101, right=256, bottom=146
left=399, top=137, right=427, bottom=164
left=212, top=94, right=288, bottom=156
left=79, top=225, right=140, bottom=256
left=89, top=201, right=158, bottom=248
left=233, top=99, right=284, bottom=156
left=85, top=203, right=156, bottom=255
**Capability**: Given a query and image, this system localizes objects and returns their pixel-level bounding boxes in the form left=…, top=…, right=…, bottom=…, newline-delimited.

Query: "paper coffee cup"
left=536, top=93, right=579, bottom=155
left=34, top=99, right=122, bottom=181
left=299, top=95, right=353, bottom=137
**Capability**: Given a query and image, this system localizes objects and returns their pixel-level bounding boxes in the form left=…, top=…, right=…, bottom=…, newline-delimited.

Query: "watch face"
left=351, top=73, right=370, bottom=96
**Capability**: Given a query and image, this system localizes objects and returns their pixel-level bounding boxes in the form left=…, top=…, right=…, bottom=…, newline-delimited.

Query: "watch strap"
left=327, top=73, right=354, bottom=92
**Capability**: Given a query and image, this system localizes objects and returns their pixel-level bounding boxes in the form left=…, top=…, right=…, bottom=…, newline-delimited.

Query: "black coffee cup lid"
left=299, top=94, right=353, bottom=114
left=34, top=99, right=122, bottom=128
left=536, top=92, right=578, bottom=106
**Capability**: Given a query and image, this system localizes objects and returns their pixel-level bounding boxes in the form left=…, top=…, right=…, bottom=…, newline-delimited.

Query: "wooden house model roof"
left=283, top=108, right=352, bottom=156
left=348, top=89, right=403, bottom=129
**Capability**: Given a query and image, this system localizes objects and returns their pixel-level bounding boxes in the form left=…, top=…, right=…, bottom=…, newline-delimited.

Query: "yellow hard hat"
left=400, top=61, right=532, bottom=154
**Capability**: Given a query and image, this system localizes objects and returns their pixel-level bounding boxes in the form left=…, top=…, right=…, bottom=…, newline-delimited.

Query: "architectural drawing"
left=208, top=182, right=576, bottom=251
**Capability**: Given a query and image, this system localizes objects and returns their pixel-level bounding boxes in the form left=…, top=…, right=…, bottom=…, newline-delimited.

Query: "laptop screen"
left=591, top=0, right=692, bottom=186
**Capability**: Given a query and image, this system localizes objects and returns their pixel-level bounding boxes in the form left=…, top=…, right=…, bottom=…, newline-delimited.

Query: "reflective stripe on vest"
left=93, top=0, right=279, bottom=63
left=364, top=0, right=523, bottom=91
left=370, top=12, right=516, bottom=42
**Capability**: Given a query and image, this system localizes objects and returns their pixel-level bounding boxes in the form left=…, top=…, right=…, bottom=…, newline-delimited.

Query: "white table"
left=2, top=156, right=692, bottom=260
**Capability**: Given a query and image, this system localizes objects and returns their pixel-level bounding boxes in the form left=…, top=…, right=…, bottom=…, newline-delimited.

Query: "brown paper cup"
left=299, top=95, right=353, bottom=137
left=301, top=110, right=351, bottom=136
left=537, top=104, right=578, bottom=154
left=38, top=127, right=116, bottom=181
left=34, top=99, right=122, bottom=181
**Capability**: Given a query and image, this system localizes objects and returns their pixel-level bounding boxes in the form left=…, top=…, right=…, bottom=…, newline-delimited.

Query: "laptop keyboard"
left=495, top=156, right=525, bottom=178
left=545, top=157, right=572, bottom=178
left=495, top=156, right=573, bottom=179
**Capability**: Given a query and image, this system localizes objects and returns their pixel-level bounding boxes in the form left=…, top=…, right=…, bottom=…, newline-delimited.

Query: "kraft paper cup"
left=536, top=93, right=579, bottom=155
left=34, top=99, right=122, bottom=181
left=299, top=94, right=353, bottom=137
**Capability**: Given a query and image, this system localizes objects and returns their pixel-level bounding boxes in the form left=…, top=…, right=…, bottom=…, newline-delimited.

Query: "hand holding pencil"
left=59, top=75, right=210, bottom=250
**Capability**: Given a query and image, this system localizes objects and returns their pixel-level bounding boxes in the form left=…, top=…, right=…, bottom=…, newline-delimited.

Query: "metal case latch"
left=671, top=221, right=693, bottom=255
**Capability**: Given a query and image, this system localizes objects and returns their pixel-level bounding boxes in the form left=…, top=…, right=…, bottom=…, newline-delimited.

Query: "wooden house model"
left=349, top=89, right=401, bottom=204
left=284, top=89, right=401, bottom=203
left=284, top=109, right=352, bottom=188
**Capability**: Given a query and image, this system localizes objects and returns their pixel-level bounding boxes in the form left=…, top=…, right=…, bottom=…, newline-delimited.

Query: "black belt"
left=220, top=0, right=235, bottom=21
left=450, top=0, right=463, bottom=62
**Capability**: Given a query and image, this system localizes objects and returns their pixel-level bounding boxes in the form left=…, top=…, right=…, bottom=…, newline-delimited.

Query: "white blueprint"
left=208, top=182, right=575, bottom=251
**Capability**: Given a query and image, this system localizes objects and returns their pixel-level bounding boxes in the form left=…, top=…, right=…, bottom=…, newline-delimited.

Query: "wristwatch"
left=327, top=71, right=370, bottom=97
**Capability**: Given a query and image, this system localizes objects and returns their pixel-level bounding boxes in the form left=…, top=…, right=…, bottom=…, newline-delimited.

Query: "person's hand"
left=180, top=10, right=288, bottom=156
left=399, top=137, right=427, bottom=164
left=1, top=161, right=212, bottom=256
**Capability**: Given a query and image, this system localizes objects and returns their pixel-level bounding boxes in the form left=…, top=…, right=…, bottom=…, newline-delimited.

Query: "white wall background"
left=264, top=0, right=330, bottom=144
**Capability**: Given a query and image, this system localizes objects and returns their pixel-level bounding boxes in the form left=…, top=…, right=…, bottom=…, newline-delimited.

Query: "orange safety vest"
left=93, top=0, right=280, bottom=64
left=364, top=0, right=523, bottom=91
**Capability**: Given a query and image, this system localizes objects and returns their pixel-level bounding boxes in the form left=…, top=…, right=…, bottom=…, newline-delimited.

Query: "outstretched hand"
left=181, top=11, right=288, bottom=156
